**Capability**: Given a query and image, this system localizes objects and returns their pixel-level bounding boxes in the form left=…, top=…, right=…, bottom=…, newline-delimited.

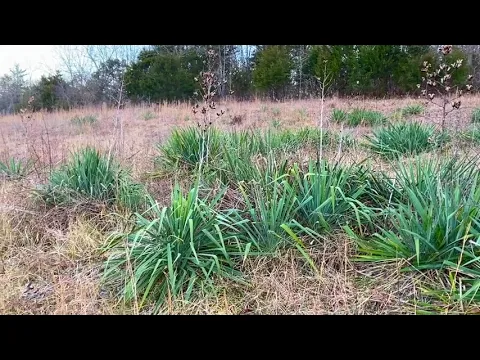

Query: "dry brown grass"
left=1, top=96, right=480, bottom=315
left=154, top=238, right=462, bottom=315
left=0, top=179, right=123, bottom=314
left=0, top=211, right=118, bottom=315
left=1, top=95, right=478, bottom=175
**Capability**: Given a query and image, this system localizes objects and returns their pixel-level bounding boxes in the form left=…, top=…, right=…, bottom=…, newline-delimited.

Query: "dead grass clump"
left=3, top=197, right=113, bottom=249
left=0, top=178, right=125, bottom=314
left=230, top=114, right=245, bottom=125
left=0, top=217, right=120, bottom=315
left=150, top=236, right=445, bottom=315
left=237, top=237, right=431, bottom=314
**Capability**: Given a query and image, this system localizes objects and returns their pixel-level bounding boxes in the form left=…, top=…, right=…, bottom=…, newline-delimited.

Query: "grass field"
left=1, top=95, right=480, bottom=314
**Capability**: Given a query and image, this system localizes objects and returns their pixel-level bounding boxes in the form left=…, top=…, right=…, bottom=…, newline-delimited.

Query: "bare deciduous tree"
left=0, top=64, right=28, bottom=114
left=54, top=45, right=145, bottom=106
left=55, top=45, right=145, bottom=82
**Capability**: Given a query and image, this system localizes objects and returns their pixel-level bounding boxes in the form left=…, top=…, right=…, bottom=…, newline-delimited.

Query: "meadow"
left=1, top=95, right=480, bottom=314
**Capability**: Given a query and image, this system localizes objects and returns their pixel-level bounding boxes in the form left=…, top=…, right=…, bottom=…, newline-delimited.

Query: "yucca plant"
left=401, top=104, right=425, bottom=117
left=225, top=130, right=263, bottom=157
left=37, top=147, right=143, bottom=210
left=0, top=158, right=31, bottom=179
left=224, top=128, right=339, bottom=159
left=291, top=160, right=371, bottom=234
left=71, top=114, right=97, bottom=126
left=366, top=122, right=449, bottom=159
left=361, top=155, right=480, bottom=222
left=162, top=127, right=344, bottom=179
left=141, top=111, right=156, bottom=121
left=157, top=127, right=222, bottom=171
left=331, top=109, right=348, bottom=123
left=345, top=156, right=480, bottom=272
left=446, top=261, right=480, bottom=304
left=209, top=149, right=303, bottom=251
left=233, top=178, right=304, bottom=252
left=289, top=127, right=343, bottom=149
left=203, top=149, right=255, bottom=186
left=348, top=176, right=480, bottom=271
left=332, top=131, right=357, bottom=149
left=346, top=108, right=386, bottom=127
left=391, top=156, right=480, bottom=205
left=461, top=125, right=480, bottom=144
left=389, top=109, right=405, bottom=122
left=116, top=174, right=146, bottom=211
left=361, top=156, right=480, bottom=233
left=471, top=108, right=480, bottom=124
left=245, top=129, right=309, bottom=154
left=102, top=183, right=255, bottom=312
left=210, top=146, right=289, bottom=188
left=251, top=129, right=284, bottom=155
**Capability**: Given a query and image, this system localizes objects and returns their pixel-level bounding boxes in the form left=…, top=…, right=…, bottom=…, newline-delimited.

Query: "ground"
left=1, top=95, right=479, bottom=314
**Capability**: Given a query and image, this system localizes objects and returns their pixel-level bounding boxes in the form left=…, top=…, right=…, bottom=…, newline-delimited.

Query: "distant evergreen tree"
left=31, top=71, right=70, bottom=111
left=252, top=45, right=293, bottom=100
left=124, top=49, right=203, bottom=103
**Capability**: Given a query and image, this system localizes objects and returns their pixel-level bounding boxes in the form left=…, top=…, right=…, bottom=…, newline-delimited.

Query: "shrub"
left=365, top=122, right=449, bottom=159
left=346, top=109, right=386, bottom=126
left=472, top=107, right=480, bottom=124
left=37, top=147, right=144, bottom=210
left=102, top=184, right=255, bottom=312
left=419, top=45, right=473, bottom=132
left=71, top=114, right=97, bottom=126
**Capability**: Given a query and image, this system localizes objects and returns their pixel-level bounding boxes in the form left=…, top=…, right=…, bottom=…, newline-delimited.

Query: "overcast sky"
left=0, top=45, right=254, bottom=83
left=0, top=45, right=60, bottom=81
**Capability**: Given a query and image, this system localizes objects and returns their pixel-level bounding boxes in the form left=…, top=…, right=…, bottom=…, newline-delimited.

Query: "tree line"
left=1, top=45, right=478, bottom=114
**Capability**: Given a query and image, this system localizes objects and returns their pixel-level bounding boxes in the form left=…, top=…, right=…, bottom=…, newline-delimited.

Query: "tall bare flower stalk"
left=192, top=48, right=225, bottom=174
left=315, top=60, right=333, bottom=164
